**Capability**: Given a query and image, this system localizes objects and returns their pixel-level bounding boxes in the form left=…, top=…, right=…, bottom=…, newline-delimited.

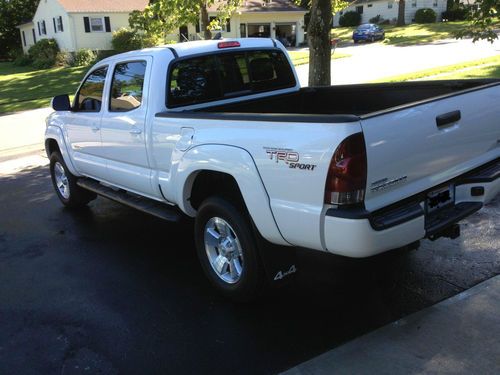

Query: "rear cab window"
left=167, top=49, right=296, bottom=108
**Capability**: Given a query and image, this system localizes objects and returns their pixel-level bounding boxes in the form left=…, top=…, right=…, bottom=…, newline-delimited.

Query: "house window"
left=57, top=16, right=63, bottom=32
left=356, top=5, right=364, bottom=14
left=38, top=20, right=47, bottom=35
left=90, top=17, right=104, bottom=32
left=368, top=4, right=373, bottom=7
left=412, top=0, right=417, bottom=7
left=209, top=17, right=231, bottom=32
left=388, top=1, right=393, bottom=8
left=433, top=0, right=438, bottom=6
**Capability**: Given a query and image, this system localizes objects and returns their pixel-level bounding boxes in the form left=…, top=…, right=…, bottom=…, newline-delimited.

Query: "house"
left=167, top=0, right=307, bottom=47
left=18, top=0, right=307, bottom=53
left=17, top=0, right=148, bottom=53
left=333, top=0, right=447, bottom=26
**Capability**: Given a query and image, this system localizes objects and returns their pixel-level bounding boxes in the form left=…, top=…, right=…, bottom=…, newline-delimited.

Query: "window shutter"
left=32, top=28, right=36, bottom=43
left=59, top=16, right=64, bottom=32
left=53, top=18, right=57, bottom=33
left=195, top=19, right=200, bottom=33
left=84, top=17, right=90, bottom=32
left=104, top=17, right=111, bottom=32
left=37, top=22, right=41, bottom=35
left=22, top=31, right=26, bottom=46
left=42, top=20, right=46, bottom=34
left=226, top=19, right=231, bottom=32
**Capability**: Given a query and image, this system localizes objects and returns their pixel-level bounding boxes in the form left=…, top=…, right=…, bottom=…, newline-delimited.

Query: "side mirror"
left=51, top=94, right=71, bottom=111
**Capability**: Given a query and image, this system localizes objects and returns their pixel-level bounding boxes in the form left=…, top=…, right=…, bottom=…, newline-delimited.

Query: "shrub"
left=28, top=38, right=59, bottom=68
left=441, top=8, right=468, bottom=21
left=111, top=28, right=161, bottom=53
left=55, top=51, right=73, bottom=67
left=13, top=53, right=32, bottom=66
left=339, top=11, right=361, bottom=27
left=369, top=15, right=382, bottom=24
left=73, top=49, right=96, bottom=66
left=415, top=8, right=437, bottom=24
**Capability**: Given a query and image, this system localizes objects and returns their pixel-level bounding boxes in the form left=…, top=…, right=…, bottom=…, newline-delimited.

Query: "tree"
left=129, top=0, right=240, bottom=41
left=306, top=0, right=347, bottom=86
left=456, top=0, right=499, bottom=42
left=0, top=0, right=38, bottom=58
left=397, top=0, right=406, bottom=26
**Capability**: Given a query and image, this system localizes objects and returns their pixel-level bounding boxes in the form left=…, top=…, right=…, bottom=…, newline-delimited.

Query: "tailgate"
left=361, top=83, right=500, bottom=211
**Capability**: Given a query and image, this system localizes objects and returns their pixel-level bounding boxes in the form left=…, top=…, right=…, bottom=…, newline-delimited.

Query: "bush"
left=339, top=11, right=361, bottom=27
left=415, top=8, right=437, bottom=24
left=55, top=51, right=73, bottom=67
left=369, top=15, right=382, bottom=24
left=73, top=49, right=96, bottom=66
left=13, top=53, right=32, bottom=66
left=441, top=8, right=468, bottom=21
left=111, top=28, right=161, bottom=53
left=28, top=39, right=59, bottom=68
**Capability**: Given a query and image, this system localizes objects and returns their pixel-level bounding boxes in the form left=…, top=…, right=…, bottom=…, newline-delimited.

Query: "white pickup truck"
left=46, top=38, right=500, bottom=299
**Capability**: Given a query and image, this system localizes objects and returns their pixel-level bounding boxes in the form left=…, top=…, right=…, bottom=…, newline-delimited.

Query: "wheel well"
left=189, top=171, right=245, bottom=211
left=45, top=138, right=60, bottom=156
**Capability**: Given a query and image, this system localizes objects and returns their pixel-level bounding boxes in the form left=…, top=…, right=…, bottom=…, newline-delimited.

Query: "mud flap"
left=254, top=232, right=297, bottom=287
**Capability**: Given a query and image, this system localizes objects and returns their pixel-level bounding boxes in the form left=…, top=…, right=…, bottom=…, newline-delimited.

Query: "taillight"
left=325, top=132, right=367, bottom=206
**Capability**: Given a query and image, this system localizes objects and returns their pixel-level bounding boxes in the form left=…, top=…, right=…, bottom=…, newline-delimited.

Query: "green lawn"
left=332, top=21, right=498, bottom=46
left=372, top=55, right=500, bottom=82
left=0, top=62, right=87, bottom=113
left=287, top=50, right=351, bottom=66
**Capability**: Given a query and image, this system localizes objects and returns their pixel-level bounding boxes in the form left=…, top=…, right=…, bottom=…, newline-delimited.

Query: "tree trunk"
left=307, top=0, right=332, bottom=86
left=397, top=0, right=405, bottom=26
left=200, top=2, right=212, bottom=40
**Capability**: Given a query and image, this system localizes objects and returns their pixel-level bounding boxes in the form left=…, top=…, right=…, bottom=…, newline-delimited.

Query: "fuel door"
left=176, top=127, right=195, bottom=151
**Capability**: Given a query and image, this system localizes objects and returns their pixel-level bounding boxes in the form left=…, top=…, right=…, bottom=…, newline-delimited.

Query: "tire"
left=49, top=151, right=96, bottom=208
left=353, top=39, right=358, bottom=44
left=194, top=196, right=266, bottom=301
left=370, top=36, right=375, bottom=43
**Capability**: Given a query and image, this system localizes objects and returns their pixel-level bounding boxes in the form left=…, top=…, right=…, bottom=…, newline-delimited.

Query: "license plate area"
left=426, top=184, right=455, bottom=214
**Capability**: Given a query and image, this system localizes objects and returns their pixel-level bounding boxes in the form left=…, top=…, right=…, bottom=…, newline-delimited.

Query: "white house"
left=166, top=0, right=307, bottom=47
left=17, top=0, right=149, bottom=53
left=333, top=0, right=448, bottom=27
left=18, top=0, right=307, bottom=53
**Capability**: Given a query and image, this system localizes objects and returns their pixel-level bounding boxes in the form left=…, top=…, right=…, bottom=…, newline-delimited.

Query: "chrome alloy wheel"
left=54, top=162, right=70, bottom=199
left=204, top=217, right=244, bottom=284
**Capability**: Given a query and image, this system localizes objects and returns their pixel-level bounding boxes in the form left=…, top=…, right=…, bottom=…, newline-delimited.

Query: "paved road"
left=0, top=155, right=498, bottom=374
left=295, top=38, right=500, bottom=86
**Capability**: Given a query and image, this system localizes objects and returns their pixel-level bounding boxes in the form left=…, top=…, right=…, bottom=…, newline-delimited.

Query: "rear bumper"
left=323, top=158, right=500, bottom=258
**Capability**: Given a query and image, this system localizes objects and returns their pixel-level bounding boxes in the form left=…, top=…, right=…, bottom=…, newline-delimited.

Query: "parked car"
left=353, top=24, right=385, bottom=43
left=46, top=38, right=500, bottom=300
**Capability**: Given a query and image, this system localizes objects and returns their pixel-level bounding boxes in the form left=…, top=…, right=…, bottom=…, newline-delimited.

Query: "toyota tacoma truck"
left=45, top=38, right=500, bottom=299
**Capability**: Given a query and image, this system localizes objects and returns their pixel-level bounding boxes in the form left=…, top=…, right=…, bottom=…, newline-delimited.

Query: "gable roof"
left=57, top=0, right=149, bottom=13
left=208, top=0, right=306, bottom=13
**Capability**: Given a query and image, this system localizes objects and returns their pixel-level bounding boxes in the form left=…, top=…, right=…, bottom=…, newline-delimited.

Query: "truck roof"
left=99, top=38, right=280, bottom=64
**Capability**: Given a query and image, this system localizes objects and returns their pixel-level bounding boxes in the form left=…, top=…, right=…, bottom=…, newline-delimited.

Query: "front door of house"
left=179, top=25, right=188, bottom=42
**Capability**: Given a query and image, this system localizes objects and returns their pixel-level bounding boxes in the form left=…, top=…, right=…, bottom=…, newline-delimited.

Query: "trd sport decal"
left=264, top=147, right=317, bottom=171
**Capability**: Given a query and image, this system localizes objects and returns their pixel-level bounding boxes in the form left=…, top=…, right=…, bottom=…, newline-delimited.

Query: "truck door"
left=65, top=65, right=108, bottom=179
left=100, top=57, right=155, bottom=196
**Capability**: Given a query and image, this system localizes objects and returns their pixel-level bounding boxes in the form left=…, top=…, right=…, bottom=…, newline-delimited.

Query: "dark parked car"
left=353, top=24, right=385, bottom=43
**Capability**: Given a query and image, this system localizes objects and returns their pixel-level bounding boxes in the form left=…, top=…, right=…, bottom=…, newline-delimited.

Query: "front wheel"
left=194, top=196, right=265, bottom=300
left=49, top=152, right=96, bottom=208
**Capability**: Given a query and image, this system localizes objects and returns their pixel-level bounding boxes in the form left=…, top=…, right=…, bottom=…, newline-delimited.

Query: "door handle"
left=91, top=124, right=100, bottom=132
left=129, top=127, right=142, bottom=135
left=436, top=110, right=461, bottom=128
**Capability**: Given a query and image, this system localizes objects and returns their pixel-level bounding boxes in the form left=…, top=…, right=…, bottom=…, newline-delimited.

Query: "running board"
left=77, top=178, right=182, bottom=222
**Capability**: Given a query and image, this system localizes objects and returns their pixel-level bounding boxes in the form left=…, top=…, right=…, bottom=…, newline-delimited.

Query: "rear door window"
left=167, top=50, right=295, bottom=108
left=109, top=61, right=147, bottom=112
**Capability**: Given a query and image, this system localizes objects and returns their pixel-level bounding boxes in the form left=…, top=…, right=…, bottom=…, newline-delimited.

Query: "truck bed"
left=200, top=79, right=500, bottom=117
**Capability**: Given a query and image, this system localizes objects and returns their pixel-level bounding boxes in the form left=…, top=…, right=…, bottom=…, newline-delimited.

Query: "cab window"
left=75, top=66, right=107, bottom=112
left=109, top=61, right=147, bottom=112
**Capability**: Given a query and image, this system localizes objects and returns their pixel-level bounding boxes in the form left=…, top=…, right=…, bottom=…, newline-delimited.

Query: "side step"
left=77, top=178, right=183, bottom=222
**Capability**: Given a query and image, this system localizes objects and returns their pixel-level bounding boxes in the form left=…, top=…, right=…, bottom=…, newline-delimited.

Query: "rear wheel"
left=49, top=152, right=96, bottom=208
left=194, top=196, right=265, bottom=300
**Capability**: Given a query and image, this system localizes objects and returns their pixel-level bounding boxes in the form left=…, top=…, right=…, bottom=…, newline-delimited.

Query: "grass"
left=287, top=50, right=351, bottom=66
left=0, top=62, right=87, bottom=113
left=371, top=55, right=500, bottom=82
left=331, top=21, right=499, bottom=46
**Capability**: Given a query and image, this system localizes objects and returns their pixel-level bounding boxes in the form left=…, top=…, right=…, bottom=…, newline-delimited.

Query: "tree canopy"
left=456, top=0, right=499, bottom=42
left=0, top=0, right=38, bottom=58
